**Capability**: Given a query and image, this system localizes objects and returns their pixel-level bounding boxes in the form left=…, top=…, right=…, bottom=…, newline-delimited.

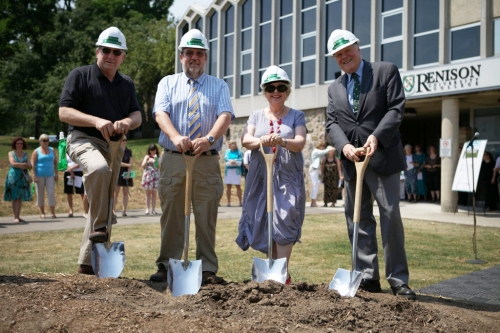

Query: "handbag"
left=23, top=170, right=32, bottom=184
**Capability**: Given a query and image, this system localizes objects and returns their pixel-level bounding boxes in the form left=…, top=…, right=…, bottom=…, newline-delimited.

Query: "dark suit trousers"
left=344, top=166, right=409, bottom=287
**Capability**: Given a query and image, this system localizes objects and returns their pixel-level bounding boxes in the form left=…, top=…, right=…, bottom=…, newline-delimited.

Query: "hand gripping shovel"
left=329, top=147, right=371, bottom=296
left=251, top=140, right=287, bottom=284
left=91, top=140, right=126, bottom=278
left=167, top=154, right=202, bottom=297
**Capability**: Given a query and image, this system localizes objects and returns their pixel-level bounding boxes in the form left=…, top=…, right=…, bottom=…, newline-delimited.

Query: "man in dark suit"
left=325, top=29, right=415, bottom=300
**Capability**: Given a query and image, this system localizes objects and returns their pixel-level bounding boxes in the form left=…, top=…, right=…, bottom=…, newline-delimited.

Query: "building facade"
left=178, top=0, right=500, bottom=212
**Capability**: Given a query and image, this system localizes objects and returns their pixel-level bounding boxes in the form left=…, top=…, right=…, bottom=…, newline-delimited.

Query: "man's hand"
left=342, top=144, right=362, bottom=162
left=191, top=137, right=211, bottom=158
left=363, top=135, right=378, bottom=157
left=95, top=119, right=116, bottom=142
left=113, top=120, right=130, bottom=135
left=172, top=135, right=193, bottom=153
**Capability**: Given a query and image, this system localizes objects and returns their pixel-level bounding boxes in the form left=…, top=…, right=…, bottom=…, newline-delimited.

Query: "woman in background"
left=224, top=140, right=243, bottom=206
left=32, top=133, right=58, bottom=218
left=425, top=145, right=440, bottom=203
left=414, top=144, right=427, bottom=201
left=321, top=146, right=342, bottom=207
left=404, top=144, right=418, bottom=203
left=309, top=141, right=331, bottom=207
left=141, top=143, right=160, bottom=215
left=4, top=136, right=32, bottom=223
left=114, top=138, right=133, bottom=216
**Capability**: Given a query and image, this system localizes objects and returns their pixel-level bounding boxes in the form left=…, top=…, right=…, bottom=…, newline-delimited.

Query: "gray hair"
left=404, top=144, right=412, bottom=150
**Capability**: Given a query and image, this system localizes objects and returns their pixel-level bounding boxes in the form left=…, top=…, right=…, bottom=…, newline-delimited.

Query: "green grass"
left=0, top=214, right=498, bottom=290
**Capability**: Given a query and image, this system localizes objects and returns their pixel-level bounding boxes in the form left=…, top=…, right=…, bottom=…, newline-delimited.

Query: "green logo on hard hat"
left=103, top=36, right=122, bottom=46
left=264, top=74, right=280, bottom=83
left=332, top=37, right=350, bottom=51
left=187, top=38, right=205, bottom=47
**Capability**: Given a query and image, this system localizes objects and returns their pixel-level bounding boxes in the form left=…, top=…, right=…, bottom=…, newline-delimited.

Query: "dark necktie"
left=352, top=73, right=360, bottom=114
left=188, top=79, right=201, bottom=140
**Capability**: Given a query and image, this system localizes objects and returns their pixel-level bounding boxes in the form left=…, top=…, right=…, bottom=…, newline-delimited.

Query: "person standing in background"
left=141, top=144, right=159, bottom=215
left=59, top=26, right=142, bottom=275
left=309, top=141, right=331, bottom=207
left=224, top=140, right=243, bottom=207
left=425, top=145, right=440, bottom=203
left=414, top=144, right=427, bottom=201
left=320, top=146, right=342, bottom=207
left=114, top=138, right=133, bottom=217
left=32, top=134, right=59, bottom=219
left=325, top=29, right=415, bottom=299
left=150, top=29, right=233, bottom=284
left=64, top=154, right=88, bottom=217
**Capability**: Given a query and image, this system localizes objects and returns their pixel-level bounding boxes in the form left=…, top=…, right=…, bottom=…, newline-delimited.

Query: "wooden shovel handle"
left=353, top=147, right=371, bottom=224
left=183, top=155, right=196, bottom=216
left=260, top=140, right=278, bottom=213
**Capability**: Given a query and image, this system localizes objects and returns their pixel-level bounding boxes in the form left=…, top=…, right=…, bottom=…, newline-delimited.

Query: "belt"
left=164, top=149, right=218, bottom=156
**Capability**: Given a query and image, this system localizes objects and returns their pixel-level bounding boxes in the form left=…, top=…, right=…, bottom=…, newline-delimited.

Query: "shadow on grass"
left=0, top=275, right=58, bottom=285
left=415, top=294, right=500, bottom=313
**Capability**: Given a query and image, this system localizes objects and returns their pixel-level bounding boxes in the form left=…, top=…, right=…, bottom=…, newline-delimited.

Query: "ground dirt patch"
left=1, top=274, right=499, bottom=332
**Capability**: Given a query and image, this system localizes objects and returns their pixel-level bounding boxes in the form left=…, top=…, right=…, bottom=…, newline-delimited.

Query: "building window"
left=380, top=0, right=403, bottom=68
left=208, top=11, right=218, bottom=77
left=324, top=0, right=343, bottom=81
left=413, top=0, right=439, bottom=67
left=494, top=19, right=500, bottom=55
left=224, top=5, right=235, bottom=97
left=279, top=0, right=293, bottom=81
left=300, top=0, right=316, bottom=86
left=450, top=23, right=480, bottom=62
left=194, top=17, right=203, bottom=32
left=259, top=0, right=272, bottom=91
left=352, top=0, right=371, bottom=62
left=240, top=0, right=253, bottom=96
left=181, top=23, right=189, bottom=36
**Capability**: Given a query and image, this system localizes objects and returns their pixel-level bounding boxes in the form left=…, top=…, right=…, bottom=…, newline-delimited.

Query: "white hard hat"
left=96, top=27, right=127, bottom=50
left=327, top=29, right=359, bottom=56
left=260, top=65, right=291, bottom=89
left=178, top=29, right=209, bottom=51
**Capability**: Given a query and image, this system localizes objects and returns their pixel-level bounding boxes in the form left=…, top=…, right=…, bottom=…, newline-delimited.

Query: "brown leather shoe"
left=149, top=264, right=168, bottom=282
left=77, top=264, right=95, bottom=275
left=89, top=227, right=107, bottom=243
left=202, top=271, right=225, bottom=285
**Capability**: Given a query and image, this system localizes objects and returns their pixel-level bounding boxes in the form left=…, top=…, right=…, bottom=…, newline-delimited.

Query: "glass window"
left=301, top=59, right=315, bottom=85
left=302, top=8, right=316, bottom=34
left=352, top=0, right=371, bottom=46
left=279, top=16, right=293, bottom=64
left=225, top=77, right=234, bottom=98
left=242, top=0, right=252, bottom=29
left=382, top=0, right=403, bottom=12
left=194, top=17, right=203, bottom=32
left=261, top=0, right=271, bottom=22
left=225, top=6, right=234, bottom=33
left=242, top=53, right=252, bottom=71
left=302, top=0, right=315, bottom=9
left=241, top=73, right=251, bottom=95
left=325, top=0, right=342, bottom=82
left=382, top=41, right=402, bottom=68
left=360, top=47, right=371, bottom=62
left=414, top=33, right=438, bottom=66
left=181, top=24, right=189, bottom=36
left=224, top=35, right=234, bottom=76
left=494, top=19, right=500, bottom=55
left=260, top=24, right=271, bottom=68
left=280, top=0, right=293, bottom=16
left=209, top=12, right=218, bottom=39
left=383, top=13, right=402, bottom=39
left=281, top=64, right=292, bottom=81
left=300, top=0, right=316, bottom=86
left=224, top=4, right=235, bottom=96
left=242, top=29, right=252, bottom=50
left=415, top=0, right=439, bottom=34
left=302, top=36, right=316, bottom=57
left=209, top=41, right=218, bottom=76
left=451, top=24, right=480, bottom=61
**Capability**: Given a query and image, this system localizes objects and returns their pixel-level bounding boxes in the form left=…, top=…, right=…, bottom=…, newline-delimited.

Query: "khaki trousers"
left=156, top=151, right=223, bottom=273
left=67, top=130, right=123, bottom=266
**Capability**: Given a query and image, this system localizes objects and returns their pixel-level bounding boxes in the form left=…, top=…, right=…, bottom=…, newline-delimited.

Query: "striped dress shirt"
left=153, top=72, right=235, bottom=151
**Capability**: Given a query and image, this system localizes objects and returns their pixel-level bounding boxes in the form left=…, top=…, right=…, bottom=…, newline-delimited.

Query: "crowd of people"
left=6, top=26, right=500, bottom=300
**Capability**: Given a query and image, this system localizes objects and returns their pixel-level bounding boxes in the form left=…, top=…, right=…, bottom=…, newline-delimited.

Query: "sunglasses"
left=264, top=84, right=288, bottom=93
left=100, top=47, right=124, bottom=56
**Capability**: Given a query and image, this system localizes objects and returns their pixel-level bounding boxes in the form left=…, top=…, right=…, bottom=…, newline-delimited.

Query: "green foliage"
left=0, top=0, right=176, bottom=138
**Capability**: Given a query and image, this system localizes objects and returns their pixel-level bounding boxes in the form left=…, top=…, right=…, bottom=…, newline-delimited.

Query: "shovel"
left=251, top=140, right=287, bottom=284
left=329, top=147, right=371, bottom=297
left=167, top=154, right=202, bottom=297
left=91, top=140, right=126, bottom=278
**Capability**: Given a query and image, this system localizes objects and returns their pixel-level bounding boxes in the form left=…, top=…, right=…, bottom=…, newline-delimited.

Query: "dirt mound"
left=1, top=274, right=498, bottom=332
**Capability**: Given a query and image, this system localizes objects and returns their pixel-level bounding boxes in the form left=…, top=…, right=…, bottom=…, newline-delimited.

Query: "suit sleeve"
left=326, top=82, right=350, bottom=157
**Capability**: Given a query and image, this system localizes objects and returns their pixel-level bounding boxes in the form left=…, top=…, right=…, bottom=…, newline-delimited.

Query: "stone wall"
left=221, top=107, right=329, bottom=201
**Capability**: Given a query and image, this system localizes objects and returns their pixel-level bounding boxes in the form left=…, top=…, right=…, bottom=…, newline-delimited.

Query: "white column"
left=441, top=98, right=460, bottom=213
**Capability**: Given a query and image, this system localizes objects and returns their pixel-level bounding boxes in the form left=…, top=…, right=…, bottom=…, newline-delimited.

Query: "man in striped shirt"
left=150, top=29, right=234, bottom=284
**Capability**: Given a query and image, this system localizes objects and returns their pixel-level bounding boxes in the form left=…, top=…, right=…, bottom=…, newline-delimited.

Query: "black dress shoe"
left=359, top=279, right=382, bottom=293
left=149, top=264, right=168, bottom=282
left=391, top=284, right=416, bottom=300
left=89, top=227, right=107, bottom=243
left=77, top=264, right=95, bottom=275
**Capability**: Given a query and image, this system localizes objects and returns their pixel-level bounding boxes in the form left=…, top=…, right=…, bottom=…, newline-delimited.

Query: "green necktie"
left=352, top=73, right=360, bottom=114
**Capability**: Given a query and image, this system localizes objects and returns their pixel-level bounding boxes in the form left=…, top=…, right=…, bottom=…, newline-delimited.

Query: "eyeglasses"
left=100, top=47, right=124, bottom=56
left=42, top=140, right=49, bottom=142
left=264, top=84, right=288, bottom=93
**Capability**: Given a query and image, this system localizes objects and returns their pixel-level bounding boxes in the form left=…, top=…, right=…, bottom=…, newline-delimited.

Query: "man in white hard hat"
left=325, top=29, right=415, bottom=300
left=150, top=29, right=234, bottom=283
left=59, top=26, right=142, bottom=275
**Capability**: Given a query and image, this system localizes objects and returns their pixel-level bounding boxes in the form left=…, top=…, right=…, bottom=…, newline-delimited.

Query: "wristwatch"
left=206, top=135, right=215, bottom=146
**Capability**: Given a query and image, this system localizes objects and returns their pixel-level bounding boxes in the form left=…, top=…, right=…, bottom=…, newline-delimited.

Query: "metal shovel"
left=329, top=147, right=371, bottom=297
left=91, top=140, right=126, bottom=278
left=167, top=154, right=202, bottom=297
left=252, top=140, right=287, bottom=284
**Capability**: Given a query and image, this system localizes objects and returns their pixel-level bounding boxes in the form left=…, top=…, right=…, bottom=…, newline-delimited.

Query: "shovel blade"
left=91, top=241, right=125, bottom=278
left=328, top=268, right=363, bottom=297
left=252, top=257, right=287, bottom=284
left=167, top=258, right=202, bottom=297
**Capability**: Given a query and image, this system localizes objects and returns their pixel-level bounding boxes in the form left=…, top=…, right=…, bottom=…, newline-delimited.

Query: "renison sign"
left=401, top=57, right=500, bottom=99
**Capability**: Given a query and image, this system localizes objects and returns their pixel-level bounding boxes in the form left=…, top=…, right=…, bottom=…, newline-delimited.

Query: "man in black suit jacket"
left=325, top=29, right=415, bottom=300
